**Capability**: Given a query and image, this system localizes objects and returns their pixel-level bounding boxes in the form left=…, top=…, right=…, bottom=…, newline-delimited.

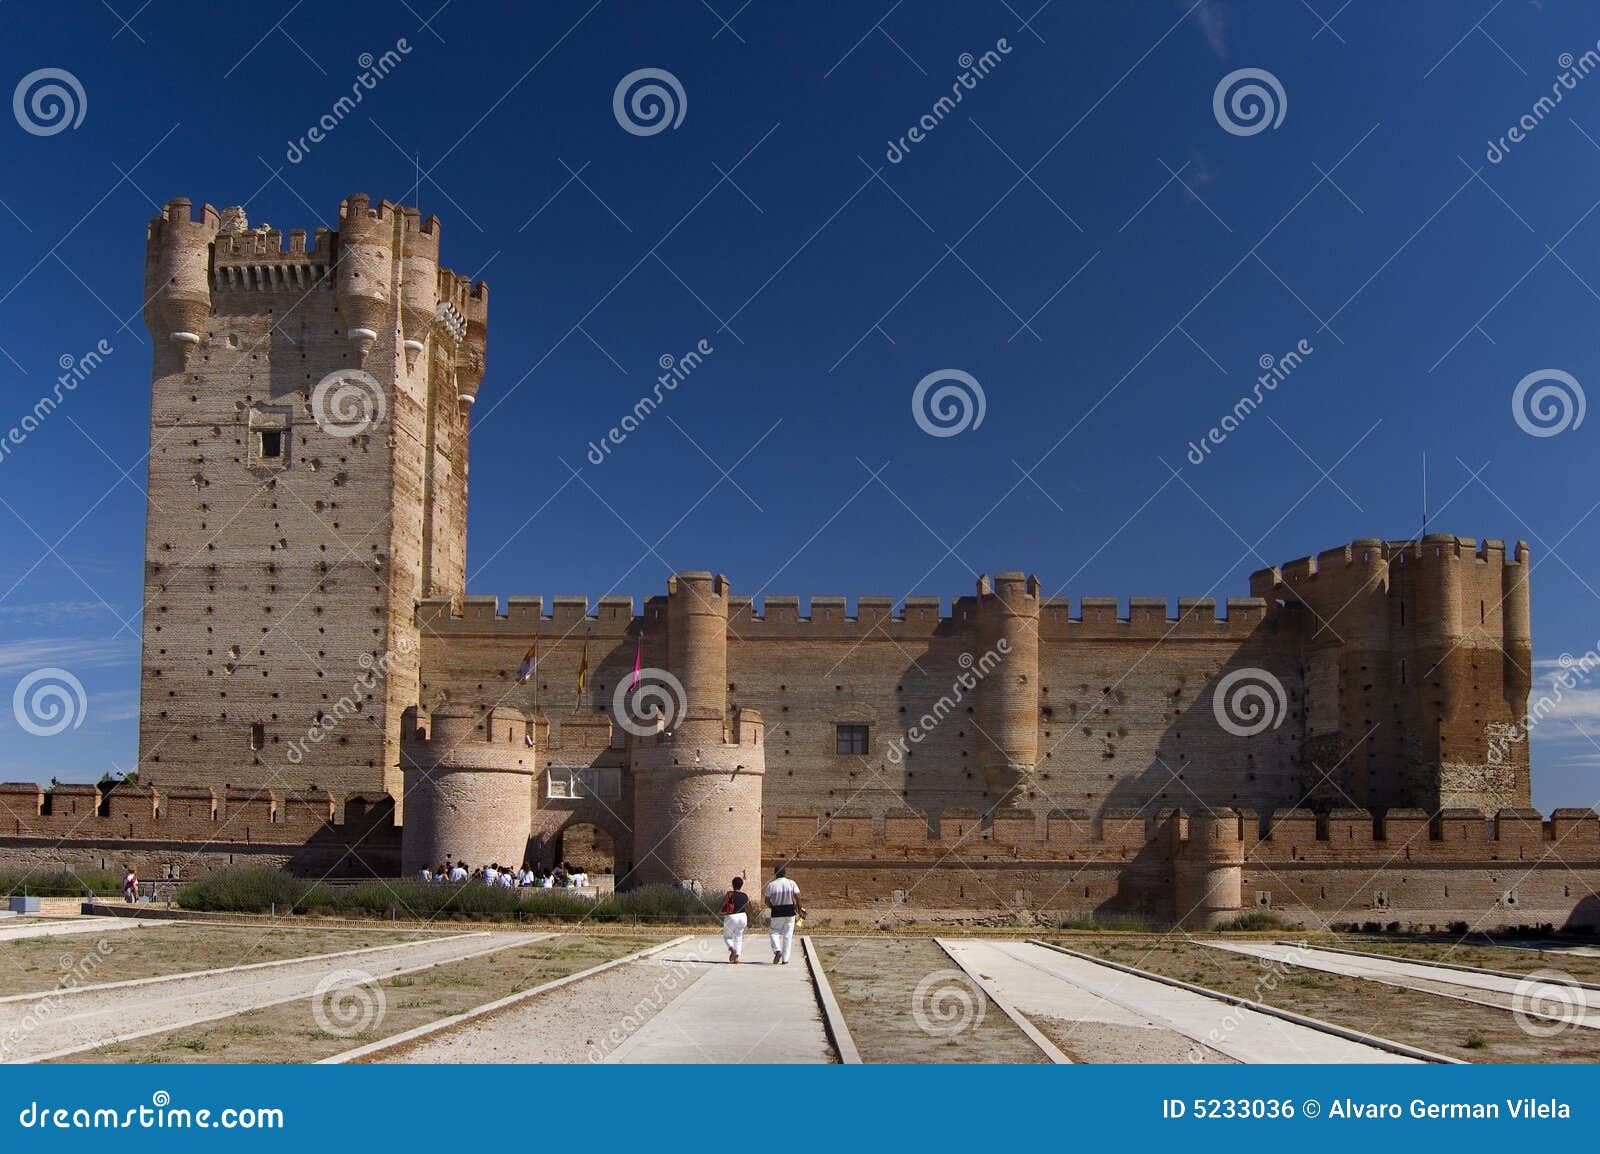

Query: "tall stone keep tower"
left=138, top=195, right=488, bottom=808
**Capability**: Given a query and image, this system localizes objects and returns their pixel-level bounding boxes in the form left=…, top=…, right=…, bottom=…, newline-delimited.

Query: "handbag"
left=719, top=891, right=736, bottom=916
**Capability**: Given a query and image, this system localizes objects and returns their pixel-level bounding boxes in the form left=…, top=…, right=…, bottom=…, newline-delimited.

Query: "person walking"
left=122, top=866, right=137, bottom=904
left=719, top=877, right=750, bottom=963
left=762, top=866, right=802, bottom=965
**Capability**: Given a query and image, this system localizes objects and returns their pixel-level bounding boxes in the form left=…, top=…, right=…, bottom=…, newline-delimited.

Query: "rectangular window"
left=249, top=722, right=265, bottom=751
left=259, top=429, right=283, bottom=460
left=836, top=724, right=869, bottom=755
left=546, top=767, right=621, bottom=801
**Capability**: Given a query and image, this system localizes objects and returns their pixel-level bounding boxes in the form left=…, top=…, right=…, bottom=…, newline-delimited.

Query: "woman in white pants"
left=720, top=877, right=750, bottom=963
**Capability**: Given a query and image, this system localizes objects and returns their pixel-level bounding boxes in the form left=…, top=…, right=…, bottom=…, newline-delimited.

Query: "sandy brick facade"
left=1, top=194, right=1590, bottom=929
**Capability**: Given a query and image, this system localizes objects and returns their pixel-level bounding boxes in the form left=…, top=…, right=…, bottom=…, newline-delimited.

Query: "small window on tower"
left=259, top=429, right=284, bottom=460
left=836, top=724, right=869, bottom=756
left=249, top=722, right=265, bottom=751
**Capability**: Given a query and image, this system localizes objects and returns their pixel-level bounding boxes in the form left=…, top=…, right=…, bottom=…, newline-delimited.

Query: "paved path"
left=1, top=930, right=542, bottom=1063
left=946, top=940, right=1418, bottom=1064
left=0, top=917, right=174, bottom=943
left=604, top=936, right=834, bottom=1063
left=1206, top=940, right=1600, bottom=1027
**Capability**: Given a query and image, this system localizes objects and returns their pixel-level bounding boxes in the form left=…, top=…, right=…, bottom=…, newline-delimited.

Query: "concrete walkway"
left=2, top=930, right=543, bottom=1063
left=1206, top=940, right=1600, bottom=1027
left=946, top=940, right=1418, bottom=1064
left=604, top=935, right=834, bottom=1064
left=0, top=917, right=174, bottom=943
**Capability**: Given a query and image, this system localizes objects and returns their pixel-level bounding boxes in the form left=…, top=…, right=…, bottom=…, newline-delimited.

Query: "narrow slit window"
left=249, top=722, right=265, bottom=750
left=259, top=429, right=283, bottom=460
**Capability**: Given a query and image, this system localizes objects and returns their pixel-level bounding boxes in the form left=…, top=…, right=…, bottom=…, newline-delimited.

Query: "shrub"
left=1055, top=912, right=1155, bottom=932
left=178, top=868, right=310, bottom=912
left=1215, top=910, right=1288, bottom=932
left=0, top=871, right=121, bottom=897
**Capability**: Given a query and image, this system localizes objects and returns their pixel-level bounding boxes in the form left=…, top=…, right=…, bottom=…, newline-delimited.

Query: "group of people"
left=416, top=861, right=593, bottom=889
left=718, top=866, right=804, bottom=965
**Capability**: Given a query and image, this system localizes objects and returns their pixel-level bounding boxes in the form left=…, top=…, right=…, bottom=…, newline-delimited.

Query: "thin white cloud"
left=1192, top=0, right=1228, bottom=59
left=0, top=601, right=115, bottom=626
left=0, top=636, right=138, bottom=676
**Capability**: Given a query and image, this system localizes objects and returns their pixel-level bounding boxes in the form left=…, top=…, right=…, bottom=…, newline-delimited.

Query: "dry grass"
left=0, top=923, right=433, bottom=997
left=1062, top=936, right=1600, bottom=1064
left=810, top=936, right=1045, bottom=1064
left=55, top=934, right=664, bottom=1064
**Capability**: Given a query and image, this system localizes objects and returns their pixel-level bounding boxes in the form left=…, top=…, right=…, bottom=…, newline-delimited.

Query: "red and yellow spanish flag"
left=574, top=640, right=589, bottom=710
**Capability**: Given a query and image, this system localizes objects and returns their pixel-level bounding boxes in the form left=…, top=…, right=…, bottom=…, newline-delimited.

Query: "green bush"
left=1055, top=912, right=1156, bottom=932
left=178, top=868, right=310, bottom=912
left=0, top=871, right=121, bottom=897
left=1214, top=910, right=1288, bottom=932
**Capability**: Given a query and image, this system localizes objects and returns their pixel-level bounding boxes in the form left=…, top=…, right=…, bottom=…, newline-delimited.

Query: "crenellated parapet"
left=399, top=705, right=536, bottom=874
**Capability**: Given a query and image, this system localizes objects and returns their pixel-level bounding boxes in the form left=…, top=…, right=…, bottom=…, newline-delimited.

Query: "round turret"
left=399, top=207, right=440, bottom=369
left=335, top=194, right=394, bottom=363
left=1503, top=540, right=1532, bottom=707
left=143, top=198, right=219, bottom=360
left=1173, top=808, right=1245, bottom=928
left=400, top=705, right=536, bottom=876
left=975, top=572, right=1040, bottom=799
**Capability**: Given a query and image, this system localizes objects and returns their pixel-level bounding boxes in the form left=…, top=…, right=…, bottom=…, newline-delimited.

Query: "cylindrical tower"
left=628, top=573, right=764, bottom=892
left=400, top=705, right=535, bottom=875
left=335, top=194, right=394, bottom=363
left=1503, top=539, right=1533, bottom=710
left=399, top=207, right=440, bottom=370
left=1173, top=809, right=1245, bottom=928
left=975, top=572, right=1040, bottom=799
left=143, top=198, right=219, bottom=361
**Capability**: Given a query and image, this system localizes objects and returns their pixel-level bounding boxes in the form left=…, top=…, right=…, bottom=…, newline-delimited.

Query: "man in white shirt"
left=762, top=866, right=803, bottom=964
left=448, top=861, right=468, bottom=882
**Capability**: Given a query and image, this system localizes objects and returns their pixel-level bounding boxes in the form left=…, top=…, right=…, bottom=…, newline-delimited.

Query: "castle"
left=2, top=194, right=1595, bottom=930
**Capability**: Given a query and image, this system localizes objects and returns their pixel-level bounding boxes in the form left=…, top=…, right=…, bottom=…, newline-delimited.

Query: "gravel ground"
left=0, top=923, right=433, bottom=998
left=1065, top=937, right=1600, bottom=1063
left=63, top=933, right=662, bottom=1064
left=379, top=941, right=701, bottom=1064
left=1030, top=1015, right=1237, bottom=1064
left=810, top=937, right=1047, bottom=1063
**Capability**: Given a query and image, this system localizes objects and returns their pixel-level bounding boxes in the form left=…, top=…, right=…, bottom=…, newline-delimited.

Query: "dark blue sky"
left=1, top=1, right=1597, bottom=807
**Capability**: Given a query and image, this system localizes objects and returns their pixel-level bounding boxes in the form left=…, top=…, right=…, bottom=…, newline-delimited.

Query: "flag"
left=631, top=636, right=642, bottom=692
left=514, top=639, right=537, bottom=684
left=575, top=640, right=589, bottom=710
